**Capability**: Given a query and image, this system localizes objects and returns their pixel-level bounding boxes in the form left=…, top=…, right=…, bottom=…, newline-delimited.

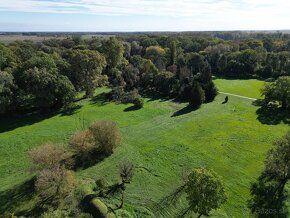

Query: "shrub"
left=204, top=81, right=218, bottom=102
left=121, top=89, right=139, bottom=104
left=119, top=160, right=134, bottom=184
left=189, top=82, right=205, bottom=108
left=133, top=97, right=144, bottom=109
left=28, top=144, right=71, bottom=170
left=69, top=130, right=95, bottom=158
left=89, top=121, right=122, bottom=155
left=35, top=165, right=76, bottom=204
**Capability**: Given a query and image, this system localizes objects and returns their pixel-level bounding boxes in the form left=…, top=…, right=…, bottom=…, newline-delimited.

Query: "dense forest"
left=1, top=32, right=290, bottom=115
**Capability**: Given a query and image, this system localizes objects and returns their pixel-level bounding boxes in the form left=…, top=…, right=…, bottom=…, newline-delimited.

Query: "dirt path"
left=219, top=91, right=257, bottom=101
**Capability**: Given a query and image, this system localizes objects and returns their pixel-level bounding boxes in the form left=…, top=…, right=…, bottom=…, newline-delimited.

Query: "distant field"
left=0, top=35, right=65, bottom=44
left=0, top=82, right=288, bottom=217
left=214, top=79, right=265, bottom=99
left=0, top=34, right=114, bottom=44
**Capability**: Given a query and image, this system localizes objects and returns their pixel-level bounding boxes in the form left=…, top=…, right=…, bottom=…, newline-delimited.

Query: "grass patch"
left=214, top=79, right=266, bottom=99
left=0, top=85, right=288, bottom=217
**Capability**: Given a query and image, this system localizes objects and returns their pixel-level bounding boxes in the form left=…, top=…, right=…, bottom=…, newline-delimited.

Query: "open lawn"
left=0, top=82, right=289, bottom=217
left=214, top=79, right=266, bottom=99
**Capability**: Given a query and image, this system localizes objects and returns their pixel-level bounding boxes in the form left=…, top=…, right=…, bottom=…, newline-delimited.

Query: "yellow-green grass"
left=214, top=79, right=266, bottom=99
left=0, top=86, right=288, bottom=217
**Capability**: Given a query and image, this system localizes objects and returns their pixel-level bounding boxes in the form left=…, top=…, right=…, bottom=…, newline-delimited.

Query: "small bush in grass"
left=121, top=89, right=139, bottom=103
left=28, top=143, right=71, bottom=170
left=35, top=165, right=76, bottom=205
left=69, top=130, right=95, bottom=159
left=133, top=97, right=144, bottom=109
left=89, top=121, right=122, bottom=155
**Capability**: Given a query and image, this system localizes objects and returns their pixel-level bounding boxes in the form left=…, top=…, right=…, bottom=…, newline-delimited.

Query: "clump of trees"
left=262, top=76, right=290, bottom=110
left=28, top=120, right=122, bottom=209
left=248, top=131, right=290, bottom=217
left=68, top=120, right=121, bottom=168
left=28, top=144, right=75, bottom=206
left=88, top=120, right=122, bottom=155
left=1, top=33, right=290, bottom=115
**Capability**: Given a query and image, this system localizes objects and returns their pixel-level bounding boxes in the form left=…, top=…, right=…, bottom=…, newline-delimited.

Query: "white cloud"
left=0, top=0, right=289, bottom=30
left=0, top=0, right=288, bottom=17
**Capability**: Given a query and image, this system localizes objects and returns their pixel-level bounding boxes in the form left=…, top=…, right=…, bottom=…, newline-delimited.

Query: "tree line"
left=1, top=33, right=289, bottom=114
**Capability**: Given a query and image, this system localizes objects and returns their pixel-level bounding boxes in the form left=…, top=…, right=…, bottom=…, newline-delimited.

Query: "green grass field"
left=214, top=79, right=265, bottom=99
left=0, top=80, right=288, bottom=217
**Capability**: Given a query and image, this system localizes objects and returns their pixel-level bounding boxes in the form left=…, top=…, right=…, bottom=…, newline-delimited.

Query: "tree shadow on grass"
left=0, top=103, right=82, bottom=134
left=123, top=105, right=140, bottom=112
left=0, top=92, right=111, bottom=134
left=248, top=175, right=288, bottom=218
left=0, top=177, right=45, bottom=217
left=89, top=92, right=110, bottom=106
left=72, top=151, right=109, bottom=171
left=60, top=104, right=82, bottom=116
left=0, top=112, right=55, bottom=134
left=253, top=100, right=290, bottom=125
left=141, top=91, right=170, bottom=103
left=171, top=105, right=198, bottom=117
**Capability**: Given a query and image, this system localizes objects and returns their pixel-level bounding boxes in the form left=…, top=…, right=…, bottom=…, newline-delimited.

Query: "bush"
left=89, top=121, right=122, bottom=155
left=69, top=130, right=95, bottom=160
left=121, top=89, right=139, bottom=104
left=133, top=97, right=144, bottom=109
left=28, top=144, right=71, bottom=170
left=35, top=165, right=76, bottom=204
left=204, top=81, right=218, bottom=102
left=189, top=82, right=205, bottom=108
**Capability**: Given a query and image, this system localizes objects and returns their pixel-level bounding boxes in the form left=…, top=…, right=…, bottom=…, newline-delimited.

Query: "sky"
left=0, top=0, right=289, bottom=32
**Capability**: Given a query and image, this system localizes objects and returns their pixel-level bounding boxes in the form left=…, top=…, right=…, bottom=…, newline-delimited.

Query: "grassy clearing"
left=214, top=79, right=266, bottom=99
left=0, top=84, right=288, bottom=217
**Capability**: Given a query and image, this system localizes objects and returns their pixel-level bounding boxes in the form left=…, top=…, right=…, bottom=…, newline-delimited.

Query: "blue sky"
left=0, top=0, right=289, bottom=31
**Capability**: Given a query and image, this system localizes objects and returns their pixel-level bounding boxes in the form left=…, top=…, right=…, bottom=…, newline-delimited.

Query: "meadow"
left=214, top=79, right=265, bottom=99
left=0, top=80, right=289, bottom=217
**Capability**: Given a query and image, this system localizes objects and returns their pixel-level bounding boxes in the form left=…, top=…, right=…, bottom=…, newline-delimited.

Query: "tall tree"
left=189, top=82, right=205, bottom=108
left=101, top=37, right=125, bottom=69
left=69, top=50, right=107, bottom=97
left=0, top=71, right=15, bottom=114
left=15, top=52, right=76, bottom=109
left=185, top=168, right=227, bottom=218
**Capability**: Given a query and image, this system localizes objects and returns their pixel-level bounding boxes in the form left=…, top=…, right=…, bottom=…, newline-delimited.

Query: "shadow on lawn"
left=89, top=92, right=110, bottom=106
left=123, top=105, right=141, bottom=112
left=248, top=174, right=288, bottom=218
left=171, top=105, right=198, bottom=117
left=0, top=177, right=45, bottom=217
left=253, top=100, right=290, bottom=125
left=0, top=92, right=110, bottom=134
left=72, top=150, right=111, bottom=171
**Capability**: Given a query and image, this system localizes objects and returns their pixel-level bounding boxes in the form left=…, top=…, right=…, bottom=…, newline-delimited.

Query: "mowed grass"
left=214, top=79, right=266, bottom=99
left=0, top=84, right=288, bottom=217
